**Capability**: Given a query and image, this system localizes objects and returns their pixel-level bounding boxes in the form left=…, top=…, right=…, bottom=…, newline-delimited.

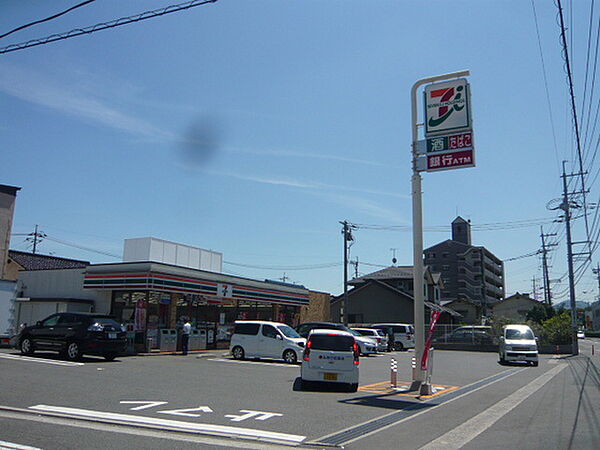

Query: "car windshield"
left=278, top=325, right=301, bottom=338
left=505, top=328, right=534, bottom=340
left=348, top=329, right=362, bottom=336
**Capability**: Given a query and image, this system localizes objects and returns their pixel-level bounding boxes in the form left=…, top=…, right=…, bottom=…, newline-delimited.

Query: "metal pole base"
left=419, top=382, right=433, bottom=396
left=409, top=380, right=422, bottom=392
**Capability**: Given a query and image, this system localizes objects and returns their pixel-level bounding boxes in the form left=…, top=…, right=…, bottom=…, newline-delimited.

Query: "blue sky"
left=1, top=0, right=598, bottom=303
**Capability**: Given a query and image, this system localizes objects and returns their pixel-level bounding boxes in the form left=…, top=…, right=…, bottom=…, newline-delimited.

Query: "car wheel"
left=348, top=383, right=358, bottom=393
left=532, top=361, right=539, bottom=367
left=232, top=346, right=245, bottom=360
left=66, top=342, right=81, bottom=361
left=283, top=349, right=297, bottom=364
left=499, top=353, right=506, bottom=364
left=104, top=352, right=117, bottom=361
left=20, top=337, right=34, bottom=355
left=395, top=342, right=404, bottom=351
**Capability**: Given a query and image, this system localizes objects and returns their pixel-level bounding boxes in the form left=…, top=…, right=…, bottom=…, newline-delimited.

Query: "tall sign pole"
left=410, top=70, right=471, bottom=394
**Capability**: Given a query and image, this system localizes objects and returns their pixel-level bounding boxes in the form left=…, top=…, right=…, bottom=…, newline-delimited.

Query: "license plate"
left=108, top=333, right=117, bottom=339
left=324, top=373, right=337, bottom=381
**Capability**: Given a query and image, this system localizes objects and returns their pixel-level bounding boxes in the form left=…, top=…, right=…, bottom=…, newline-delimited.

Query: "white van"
left=229, top=321, right=306, bottom=364
left=499, top=324, right=539, bottom=366
left=371, top=323, right=415, bottom=351
left=301, top=329, right=360, bottom=392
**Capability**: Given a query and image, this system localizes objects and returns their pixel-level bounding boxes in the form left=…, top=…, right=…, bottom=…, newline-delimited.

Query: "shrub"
left=540, top=311, right=572, bottom=345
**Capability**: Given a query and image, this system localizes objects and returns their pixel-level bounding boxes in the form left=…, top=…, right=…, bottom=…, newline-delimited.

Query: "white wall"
left=18, top=269, right=95, bottom=300
left=0, top=280, right=16, bottom=335
left=123, top=237, right=223, bottom=272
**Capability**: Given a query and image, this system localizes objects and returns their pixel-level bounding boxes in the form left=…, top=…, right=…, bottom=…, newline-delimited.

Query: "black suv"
left=16, top=312, right=127, bottom=361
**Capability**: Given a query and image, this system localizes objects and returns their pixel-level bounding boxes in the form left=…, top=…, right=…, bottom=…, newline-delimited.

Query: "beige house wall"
left=0, top=190, right=18, bottom=280
left=492, top=296, right=538, bottom=322
left=299, top=290, right=331, bottom=323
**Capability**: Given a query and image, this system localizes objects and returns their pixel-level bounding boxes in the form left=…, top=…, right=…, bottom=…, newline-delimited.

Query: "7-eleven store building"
left=82, top=261, right=311, bottom=351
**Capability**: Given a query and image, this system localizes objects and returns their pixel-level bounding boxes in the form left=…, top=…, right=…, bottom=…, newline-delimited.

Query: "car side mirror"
left=276, top=334, right=282, bottom=340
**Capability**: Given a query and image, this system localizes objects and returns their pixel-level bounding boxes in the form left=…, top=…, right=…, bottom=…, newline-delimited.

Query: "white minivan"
left=229, top=321, right=306, bottom=364
left=301, top=329, right=360, bottom=392
left=499, top=324, right=539, bottom=366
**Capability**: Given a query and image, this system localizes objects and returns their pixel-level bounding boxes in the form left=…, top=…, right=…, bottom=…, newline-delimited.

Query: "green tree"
left=540, top=311, right=572, bottom=345
left=526, top=303, right=555, bottom=325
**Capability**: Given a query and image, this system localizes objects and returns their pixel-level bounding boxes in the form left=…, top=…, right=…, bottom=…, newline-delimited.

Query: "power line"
left=531, top=0, right=561, bottom=171
left=223, top=261, right=341, bottom=271
left=0, top=0, right=97, bottom=40
left=557, top=0, right=592, bottom=254
left=0, top=0, right=219, bottom=55
left=43, top=236, right=121, bottom=259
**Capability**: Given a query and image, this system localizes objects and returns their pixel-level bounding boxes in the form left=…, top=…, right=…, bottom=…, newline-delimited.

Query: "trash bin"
left=159, top=329, right=177, bottom=352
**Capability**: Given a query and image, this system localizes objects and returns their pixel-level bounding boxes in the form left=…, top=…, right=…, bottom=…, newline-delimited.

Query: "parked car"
left=229, top=320, right=306, bottom=363
left=351, top=327, right=389, bottom=352
left=498, top=324, right=538, bottom=366
left=15, top=312, right=127, bottom=361
left=577, top=330, right=585, bottom=339
left=301, top=329, right=360, bottom=392
left=370, top=323, right=415, bottom=350
left=296, top=322, right=376, bottom=355
left=435, top=326, right=496, bottom=345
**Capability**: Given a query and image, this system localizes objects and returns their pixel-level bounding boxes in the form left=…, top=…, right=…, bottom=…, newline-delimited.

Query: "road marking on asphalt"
left=0, top=354, right=84, bottom=367
left=207, top=358, right=298, bottom=368
left=419, top=364, right=568, bottom=450
left=158, top=406, right=213, bottom=417
left=359, top=380, right=460, bottom=399
left=312, top=367, right=526, bottom=446
left=120, top=401, right=168, bottom=411
left=28, top=405, right=305, bottom=445
left=0, top=440, right=42, bottom=450
left=225, top=410, right=283, bottom=422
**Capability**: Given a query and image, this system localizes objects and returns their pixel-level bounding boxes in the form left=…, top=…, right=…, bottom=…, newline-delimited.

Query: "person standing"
left=181, top=318, right=192, bottom=355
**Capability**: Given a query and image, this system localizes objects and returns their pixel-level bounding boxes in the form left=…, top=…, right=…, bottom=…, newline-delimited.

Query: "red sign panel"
left=426, top=149, right=474, bottom=172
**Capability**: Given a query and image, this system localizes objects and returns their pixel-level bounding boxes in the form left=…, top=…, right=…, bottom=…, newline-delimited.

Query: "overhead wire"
left=0, top=0, right=219, bottom=54
left=0, top=0, right=97, bottom=40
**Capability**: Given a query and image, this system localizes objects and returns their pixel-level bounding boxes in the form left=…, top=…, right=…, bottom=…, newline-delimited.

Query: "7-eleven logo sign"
left=425, top=79, right=470, bottom=136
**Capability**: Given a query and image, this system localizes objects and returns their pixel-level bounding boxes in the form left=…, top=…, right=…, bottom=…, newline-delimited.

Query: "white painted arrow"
left=119, top=401, right=168, bottom=411
left=158, top=406, right=213, bottom=417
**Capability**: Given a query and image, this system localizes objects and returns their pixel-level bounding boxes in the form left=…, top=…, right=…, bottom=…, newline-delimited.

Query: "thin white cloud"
left=226, top=146, right=400, bottom=169
left=203, top=169, right=408, bottom=199
left=0, top=63, right=172, bottom=142
left=317, top=192, right=406, bottom=222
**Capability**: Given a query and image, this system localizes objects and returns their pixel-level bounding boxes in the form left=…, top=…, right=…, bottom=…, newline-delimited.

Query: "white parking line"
left=0, top=440, right=42, bottom=450
left=0, top=354, right=84, bottom=367
left=206, top=358, right=298, bottom=368
left=419, top=364, right=567, bottom=449
left=28, top=405, right=305, bottom=445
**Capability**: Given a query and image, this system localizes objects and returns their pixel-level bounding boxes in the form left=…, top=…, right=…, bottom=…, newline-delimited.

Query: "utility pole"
left=279, top=273, right=289, bottom=283
left=560, top=161, right=580, bottom=356
left=340, top=221, right=355, bottom=325
left=540, top=226, right=557, bottom=305
left=26, top=224, right=46, bottom=254
left=532, top=276, right=538, bottom=301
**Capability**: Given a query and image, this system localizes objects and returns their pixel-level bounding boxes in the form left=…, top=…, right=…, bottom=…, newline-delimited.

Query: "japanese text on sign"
left=427, top=149, right=474, bottom=171
left=427, top=132, right=472, bottom=153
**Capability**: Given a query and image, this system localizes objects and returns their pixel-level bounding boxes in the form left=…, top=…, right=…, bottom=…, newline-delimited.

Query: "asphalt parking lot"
left=1, top=342, right=599, bottom=449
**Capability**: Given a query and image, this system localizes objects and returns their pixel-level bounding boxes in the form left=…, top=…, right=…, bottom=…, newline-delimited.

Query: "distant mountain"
left=553, top=300, right=590, bottom=310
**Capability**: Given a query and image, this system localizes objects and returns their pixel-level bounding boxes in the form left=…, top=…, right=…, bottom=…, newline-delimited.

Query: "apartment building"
left=424, top=217, right=504, bottom=317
